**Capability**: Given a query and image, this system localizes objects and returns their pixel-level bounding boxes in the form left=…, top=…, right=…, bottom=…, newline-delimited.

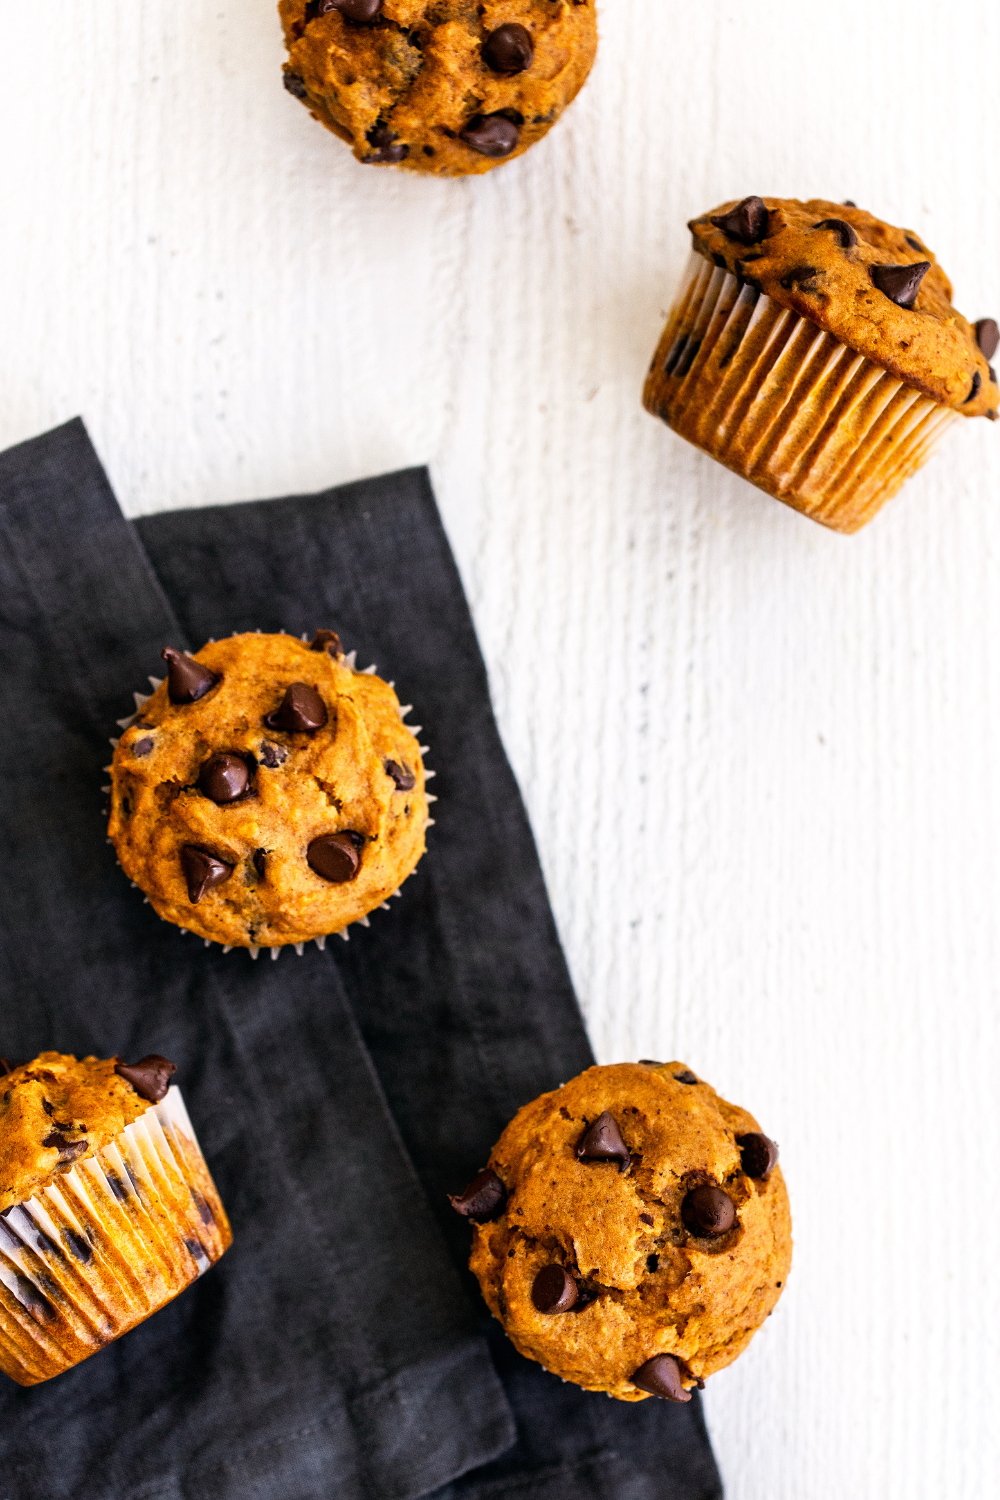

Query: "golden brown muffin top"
left=0, top=1053, right=165, bottom=1212
left=463, top=1061, right=791, bottom=1401
left=278, top=0, right=597, bottom=177
left=108, top=631, right=427, bottom=949
left=689, top=197, right=998, bottom=417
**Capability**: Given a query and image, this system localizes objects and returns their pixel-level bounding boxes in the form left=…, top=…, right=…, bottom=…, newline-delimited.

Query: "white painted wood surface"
left=1, top=3, right=998, bottom=1494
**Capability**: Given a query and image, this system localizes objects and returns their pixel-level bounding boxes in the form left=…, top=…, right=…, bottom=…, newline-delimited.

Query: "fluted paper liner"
left=644, top=252, right=960, bottom=533
left=0, top=1086, right=231, bottom=1385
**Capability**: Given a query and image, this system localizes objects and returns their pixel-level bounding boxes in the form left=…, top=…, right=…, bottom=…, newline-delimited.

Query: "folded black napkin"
left=0, top=420, right=723, bottom=1500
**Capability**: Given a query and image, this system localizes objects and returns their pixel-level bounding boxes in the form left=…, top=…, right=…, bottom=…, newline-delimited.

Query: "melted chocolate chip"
left=133, top=736, right=154, bottom=757
left=63, top=1229, right=93, bottom=1264
left=780, top=265, right=821, bottom=288
left=681, top=1184, right=736, bottom=1238
left=253, top=848, right=267, bottom=878
left=575, top=1112, right=630, bottom=1170
left=283, top=71, right=308, bottom=99
left=307, top=832, right=362, bottom=883
left=43, top=1132, right=88, bottom=1163
left=198, top=752, right=251, bottom=804
left=964, top=370, right=982, bottom=405
left=311, top=629, right=342, bottom=655
left=631, top=1354, right=691, bottom=1402
left=905, top=234, right=925, bottom=254
left=673, top=1070, right=698, bottom=1085
left=870, top=261, right=930, bottom=310
left=264, top=682, right=328, bottom=733
left=737, top=1131, right=779, bottom=1180
left=115, top=1055, right=177, bottom=1102
left=448, top=1167, right=507, bottom=1221
left=365, top=124, right=409, bottom=164
left=483, top=22, right=534, bottom=73
left=639, top=1213, right=654, bottom=1226
left=812, top=217, right=858, bottom=249
left=259, top=741, right=288, bottom=768
left=15, top=1274, right=56, bottom=1325
left=709, top=196, right=768, bottom=246
left=192, top=1189, right=215, bottom=1226
left=975, top=318, right=999, bottom=360
left=161, top=648, right=220, bottom=705
left=384, top=759, right=416, bottom=791
left=531, top=1265, right=578, bottom=1313
left=460, top=114, right=520, bottom=158
left=842, top=199, right=857, bottom=207
left=181, top=846, right=234, bottom=903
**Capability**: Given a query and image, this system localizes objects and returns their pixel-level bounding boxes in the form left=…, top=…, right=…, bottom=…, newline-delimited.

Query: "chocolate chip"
left=531, top=1265, right=578, bottom=1313
left=326, top=0, right=382, bottom=17
left=43, top=1131, right=88, bottom=1164
left=365, top=124, right=409, bottom=164
left=737, top=1131, right=779, bottom=1179
left=964, top=370, right=982, bottom=405
left=575, top=1112, right=630, bottom=1170
left=105, top=1170, right=129, bottom=1202
left=812, top=217, right=858, bottom=248
left=460, top=114, right=520, bottom=158
left=673, top=1070, right=698, bottom=1085
left=15, top=1274, right=56, bottom=1324
left=384, top=759, right=416, bottom=791
left=198, top=752, right=251, bottom=804
left=780, top=265, right=821, bottom=289
left=905, top=234, right=925, bottom=254
left=283, top=71, right=308, bottom=99
left=192, top=1189, right=215, bottom=1225
left=115, top=1054, right=177, bottom=1102
left=638, top=1059, right=663, bottom=1067
left=181, top=846, right=234, bottom=903
left=63, top=1229, right=93, bottom=1264
left=311, top=629, right=342, bottom=655
left=161, top=647, right=220, bottom=705
left=259, top=741, right=288, bottom=768
left=482, top=23, right=534, bottom=73
left=133, top=736, right=154, bottom=757
left=448, top=1167, right=506, bottom=1221
left=709, top=196, right=768, bottom=246
left=264, top=682, right=328, bottom=733
left=253, top=848, right=267, bottom=878
left=681, top=1184, right=736, bottom=1238
left=842, top=199, right=857, bottom=207
left=639, top=1213, right=654, bottom=1226
left=975, top=318, right=999, bottom=360
left=307, top=832, right=362, bottom=883
left=631, top=1354, right=692, bottom=1402
left=870, top=261, right=930, bottom=310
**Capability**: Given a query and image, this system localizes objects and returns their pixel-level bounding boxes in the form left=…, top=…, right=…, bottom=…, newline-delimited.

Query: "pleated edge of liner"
left=103, top=630, right=437, bottom=961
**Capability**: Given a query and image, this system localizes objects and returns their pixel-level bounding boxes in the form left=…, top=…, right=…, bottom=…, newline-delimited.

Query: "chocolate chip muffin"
left=107, top=630, right=430, bottom=954
left=451, top=1061, right=791, bottom=1401
left=644, top=197, right=998, bottom=532
left=0, top=1052, right=230, bottom=1385
left=279, top=0, right=597, bottom=177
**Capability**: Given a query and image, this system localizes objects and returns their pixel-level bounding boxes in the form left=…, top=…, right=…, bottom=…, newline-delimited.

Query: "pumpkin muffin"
left=107, top=630, right=430, bottom=955
left=644, top=196, right=998, bottom=532
left=0, top=1052, right=230, bottom=1386
left=278, top=0, right=598, bottom=177
left=450, top=1061, right=791, bottom=1402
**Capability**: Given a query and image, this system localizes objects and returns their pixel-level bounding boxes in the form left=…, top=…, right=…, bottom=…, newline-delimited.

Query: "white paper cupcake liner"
left=644, top=251, right=960, bottom=533
left=0, top=1086, right=230, bottom=1386
left=107, top=631, right=435, bottom=959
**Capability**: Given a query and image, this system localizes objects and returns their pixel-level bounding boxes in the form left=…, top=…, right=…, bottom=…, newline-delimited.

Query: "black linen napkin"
left=0, top=419, right=723, bottom=1500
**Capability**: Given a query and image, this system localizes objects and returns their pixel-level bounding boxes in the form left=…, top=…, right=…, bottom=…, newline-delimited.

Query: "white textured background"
left=2, top=3, right=999, bottom=1495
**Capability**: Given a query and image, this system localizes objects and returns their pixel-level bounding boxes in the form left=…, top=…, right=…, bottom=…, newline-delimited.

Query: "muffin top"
left=0, top=1052, right=172, bottom=1213
left=463, top=1061, right=791, bottom=1401
left=278, top=0, right=597, bottom=177
left=689, top=197, right=997, bottom=417
left=108, top=630, right=428, bottom=949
